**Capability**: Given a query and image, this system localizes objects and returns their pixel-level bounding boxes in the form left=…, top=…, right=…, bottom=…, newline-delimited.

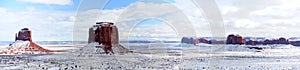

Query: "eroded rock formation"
left=246, top=37, right=291, bottom=45
left=88, top=22, right=130, bottom=54
left=263, top=37, right=290, bottom=45
left=181, top=35, right=295, bottom=46
left=246, top=40, right=263, bottom=45
left=226, top=34, right=246, bottom=45
left=0, top=28, right=61, bottom=54
left=208, top=40, right=225, bottom=44
left=181, top=37, right=194, bottom=44
left=195, top=38, right=209, bottom=44
left=181, top=37, right=224, bottom=44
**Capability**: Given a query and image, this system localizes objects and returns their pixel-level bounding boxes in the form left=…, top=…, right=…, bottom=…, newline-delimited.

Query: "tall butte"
left=88, top=22, right=130, bottom=54
left=0, top=28, right=64, bottom=54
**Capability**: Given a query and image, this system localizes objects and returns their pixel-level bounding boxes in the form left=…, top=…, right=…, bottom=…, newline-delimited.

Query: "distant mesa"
left=181, top=37, right=225, bottom=45
left=263, top=37, right=290, bottom=45
left=88, top=22, right=130, bottom=54
left=226, top=34, right=246, bottom=45
left=291, top=41, right=300, bottom=46
left=195, top=38, right=209, bottom=44
left=181, top=34, right=300, bottom=46
left=246, top=37, right=290, bottom=45
left=181, top=37, right=194, bottom=44
left=208, top=40, right=225, bottom=44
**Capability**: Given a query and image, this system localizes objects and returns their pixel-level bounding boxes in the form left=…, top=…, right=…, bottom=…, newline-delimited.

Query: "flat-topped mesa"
left=88, top=22, right=130, bottom=54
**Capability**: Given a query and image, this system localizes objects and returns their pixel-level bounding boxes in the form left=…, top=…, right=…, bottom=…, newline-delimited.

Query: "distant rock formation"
left=246, top=40, right=263, bottom=45
left=15, top=28, right=32, bottom=41
left=246, top=37, right=290, bottom=45
left=291, top=41, right=300, bottom=46
left=181, top=37, right=225, bottom=44
left=263, top=37, right=290, bottom=45
left=0, top=28, right=63, bottom=54
left=208, top=40, right=225, bottom=44
left=181, top=37, right=194, bottom=44
left=195, top=38, right=209, bottom=44
left=226, top=34, right=246, bottom=44
left=181, top=35, right=297, bottom=46
left=88, top=22, right=130, bottom=54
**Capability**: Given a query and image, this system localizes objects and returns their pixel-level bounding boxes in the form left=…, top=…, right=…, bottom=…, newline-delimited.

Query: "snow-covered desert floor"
left=1, top=43, right=300, bottom=70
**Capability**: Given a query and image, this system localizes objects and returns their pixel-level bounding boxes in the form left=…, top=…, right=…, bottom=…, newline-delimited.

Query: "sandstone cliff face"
left=88, top=27, right=96, bottom=43
left=226, top=34, right=246, bottom=44
left=16, top=28, right=32, bottom=41
left=88, top=22, right=130, bottom=54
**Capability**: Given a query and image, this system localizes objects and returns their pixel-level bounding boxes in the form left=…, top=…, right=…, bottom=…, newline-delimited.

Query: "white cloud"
left=3, top=0, right=300, bottom=41
left=217, top=0, right=281, bottom=19
left=70, top=1, right=214, bottom=41
left=215, top=0, right=300, bottom=37
left=0, top=8, right=7, bottom=14
left=128, top=22, right=179, bottom=41
left=26, top=6, right=36, bottom=11
left=220, top=6, right=238, bottom=15
left=18, top=0, right=73, bottom=5
left=233, top=19, right=259, bottom=28
left=280, top=0, right=300, bottom=9
left=0, top=7, right=75, bottom=41
left=39, top=0, right=300, bottom=40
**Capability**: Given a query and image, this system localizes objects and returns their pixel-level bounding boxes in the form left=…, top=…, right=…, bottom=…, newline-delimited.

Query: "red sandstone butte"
left=0, top=28, right=66, bottom=54
left=88, top=22, right=130, bottom=54
left=226, top=34, right=246, bottom=45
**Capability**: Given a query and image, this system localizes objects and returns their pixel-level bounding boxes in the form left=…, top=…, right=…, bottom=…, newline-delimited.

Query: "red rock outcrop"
left=0, top=28, right=65, bottom=54
left=226, top=34, right=246, bottom=44
left=15, top=28, right=32, bottom=41
left=88, top=22, right=130, bottom=54
left=195, top=38, right=209, bottom=44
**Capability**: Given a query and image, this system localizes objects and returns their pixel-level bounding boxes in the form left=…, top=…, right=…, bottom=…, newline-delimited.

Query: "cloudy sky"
left=0, top=0, right=299, bottom=41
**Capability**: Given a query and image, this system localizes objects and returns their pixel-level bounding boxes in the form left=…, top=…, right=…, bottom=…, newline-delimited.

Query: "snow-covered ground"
left=1, top=43, right=300, bottom=70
